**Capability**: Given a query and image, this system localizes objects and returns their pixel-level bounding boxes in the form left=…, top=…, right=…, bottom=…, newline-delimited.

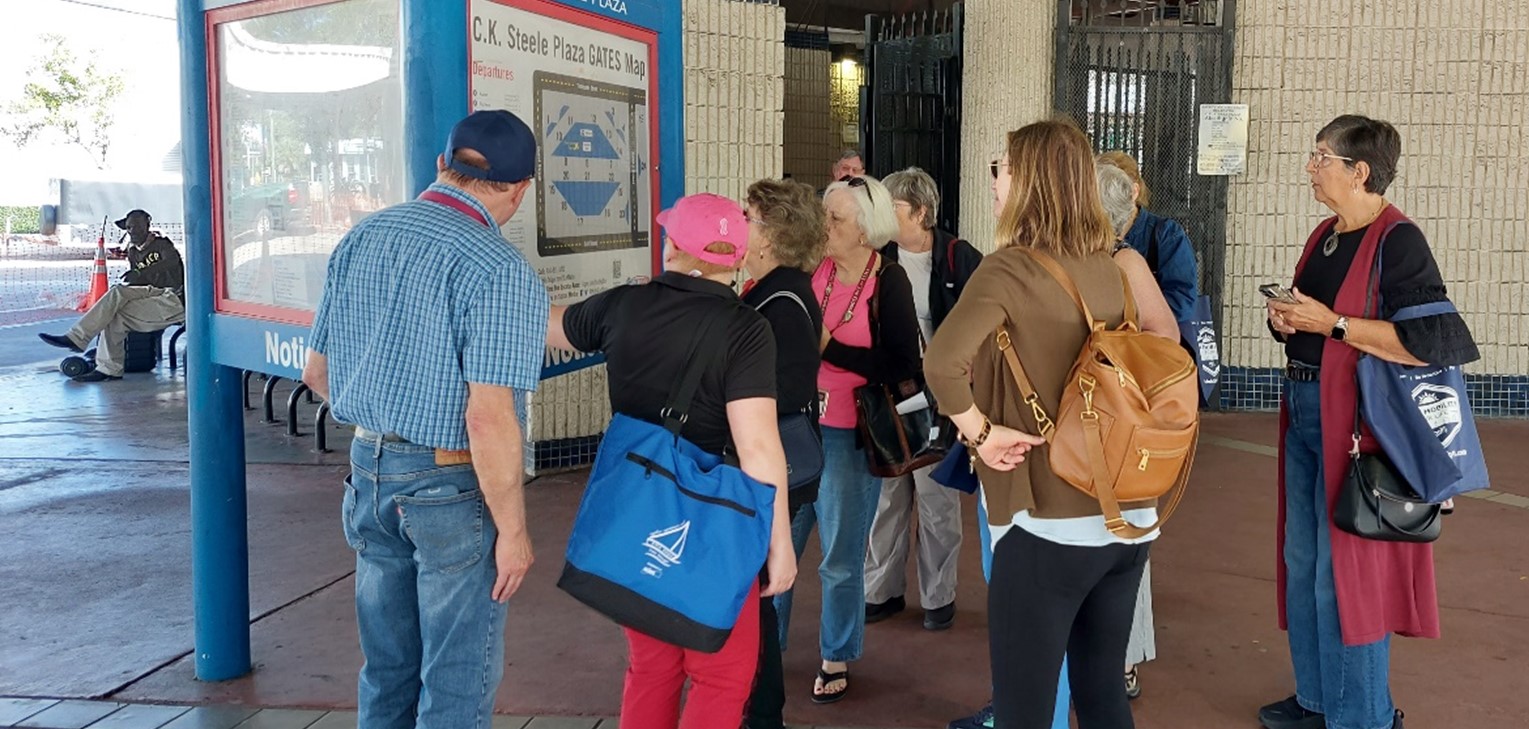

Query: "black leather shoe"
left=864, top=595, right=905, bottom=623
left=39, top=333, right=82, bottom=352
left=924, top=602, right=955, bottom=630
left=1391, top=709, right=1405, bottom=729
left=71, top=369, right=122, bottom=383
left=1258, top=695, right=1325, bottom=729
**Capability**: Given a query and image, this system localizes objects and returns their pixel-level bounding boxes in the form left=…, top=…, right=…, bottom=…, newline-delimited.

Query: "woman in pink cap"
left=548, top=193, right=796, bottom=729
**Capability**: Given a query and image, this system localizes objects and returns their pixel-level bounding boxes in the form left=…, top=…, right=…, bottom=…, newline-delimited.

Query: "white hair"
left=824, top=175, right=899, bottom=250
left=1095, top=161, right=1137, bottom=237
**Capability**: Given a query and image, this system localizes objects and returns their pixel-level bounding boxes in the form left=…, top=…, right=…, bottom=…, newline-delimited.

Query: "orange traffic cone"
left=78, top=218, right=110, bottom=312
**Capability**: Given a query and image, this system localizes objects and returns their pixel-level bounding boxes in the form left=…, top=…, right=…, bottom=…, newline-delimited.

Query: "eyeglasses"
left=989, top=160, right=1010, bottom=179
left=842, top=175, right=875, bottom=207
left=1309, top=151, right=1354, bottom=168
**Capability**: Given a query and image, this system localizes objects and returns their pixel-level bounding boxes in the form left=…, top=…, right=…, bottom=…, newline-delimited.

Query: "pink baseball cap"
left=656, top=193, right=749, bottom=266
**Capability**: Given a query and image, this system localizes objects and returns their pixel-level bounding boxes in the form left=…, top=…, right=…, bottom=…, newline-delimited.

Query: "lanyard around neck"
left=419, top=190, right=491, bottom=228
left=820, top=251, right=878, bottom=331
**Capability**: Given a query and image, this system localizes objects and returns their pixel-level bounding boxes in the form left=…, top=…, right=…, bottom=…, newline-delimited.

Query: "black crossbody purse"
left=751, top=290, right=825, bottom=490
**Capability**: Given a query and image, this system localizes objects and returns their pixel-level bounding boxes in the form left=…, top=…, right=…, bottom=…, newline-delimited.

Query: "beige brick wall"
left=958, top=0, right=1056, bottom=253
left=1225, top=0, right=1529, bottom=375
left=683, top=0, right=785, bottom=197
left=784, top=45, right=833, bottom=183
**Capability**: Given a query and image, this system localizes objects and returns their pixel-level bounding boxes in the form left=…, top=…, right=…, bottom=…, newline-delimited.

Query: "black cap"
left=114, top=209, right=151, bottom=230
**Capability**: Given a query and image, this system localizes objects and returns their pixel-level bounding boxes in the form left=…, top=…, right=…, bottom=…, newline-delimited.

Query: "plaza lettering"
left=471, top=14, right=645, bottom=80
left=573, top=0, right=629, bottom=14
left=264, top=331, right=308, bottom=370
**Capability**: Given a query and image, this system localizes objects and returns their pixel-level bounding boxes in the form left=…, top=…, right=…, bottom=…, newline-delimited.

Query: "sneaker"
left=923, top=601, right=956, bottom=630
left=947, top=702, right=994, bottom=729
left=71, top=369, right=122, bottom=383
left=39, top=333, right=83, bottom=352
left=865, top=595, right=905, bottom=623
left=1258, top=695, right=1325, bottom=729
left=1391, top=709, right=1405, bottom=729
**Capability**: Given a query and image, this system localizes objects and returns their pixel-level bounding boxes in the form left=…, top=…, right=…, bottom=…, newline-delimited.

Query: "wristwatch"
left=1330, top=316, right=1350, bottom=341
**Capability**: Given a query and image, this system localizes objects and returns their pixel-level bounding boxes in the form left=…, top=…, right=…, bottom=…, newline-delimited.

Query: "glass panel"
left=214, top=0, right=403, bottom=314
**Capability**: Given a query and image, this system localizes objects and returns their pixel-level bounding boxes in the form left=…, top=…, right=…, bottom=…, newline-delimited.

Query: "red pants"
left=620, top=583, right=761, bottom=729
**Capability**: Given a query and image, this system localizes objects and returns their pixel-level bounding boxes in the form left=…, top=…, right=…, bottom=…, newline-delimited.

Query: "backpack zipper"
left=1137, top=444, right=1190, bottom=471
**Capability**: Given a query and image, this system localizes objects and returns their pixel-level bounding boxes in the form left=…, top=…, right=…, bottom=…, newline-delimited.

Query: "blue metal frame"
left=180, top=0, right=252, bottom=681
left=181, top=0, right=685, bottom=679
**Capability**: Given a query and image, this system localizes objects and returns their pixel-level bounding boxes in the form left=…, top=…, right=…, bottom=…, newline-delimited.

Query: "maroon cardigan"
left=1276, top=204, right=1440, bottom=647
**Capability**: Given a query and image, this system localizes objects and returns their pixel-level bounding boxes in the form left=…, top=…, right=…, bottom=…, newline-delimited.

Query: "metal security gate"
left=1054, top=0, right=1236, bottom=403
left=863, top=4, right=963, bottom=235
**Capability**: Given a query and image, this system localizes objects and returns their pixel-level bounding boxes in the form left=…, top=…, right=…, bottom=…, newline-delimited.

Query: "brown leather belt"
left=354, top=427, right=472, bottom=466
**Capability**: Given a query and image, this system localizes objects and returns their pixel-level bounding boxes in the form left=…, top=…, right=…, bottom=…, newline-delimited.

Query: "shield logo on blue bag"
left=1411, top=382, right=1463, bottom=447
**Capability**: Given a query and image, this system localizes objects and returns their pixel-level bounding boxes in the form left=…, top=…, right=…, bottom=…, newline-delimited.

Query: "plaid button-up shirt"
left=310, top=183, right=549, bottom=450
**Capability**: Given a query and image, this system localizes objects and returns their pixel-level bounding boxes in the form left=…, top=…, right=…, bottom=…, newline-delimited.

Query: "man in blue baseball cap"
left=302, top=109, right=549, bottom=729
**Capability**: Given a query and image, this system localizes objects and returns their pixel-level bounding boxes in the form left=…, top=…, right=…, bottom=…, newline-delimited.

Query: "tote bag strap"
left=663, top=305, right=736, bottom=435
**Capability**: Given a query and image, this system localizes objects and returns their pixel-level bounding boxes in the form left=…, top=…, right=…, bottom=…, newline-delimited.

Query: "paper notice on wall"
left=1196, top=103, right=1249, bottom=176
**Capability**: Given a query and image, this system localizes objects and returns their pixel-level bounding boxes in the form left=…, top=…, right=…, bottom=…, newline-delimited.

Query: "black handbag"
left=854, top=374, right=953, bottom=478
left=750, top=290, right=825, bottom=490
left=1332, top=257, right=1442, bottom=543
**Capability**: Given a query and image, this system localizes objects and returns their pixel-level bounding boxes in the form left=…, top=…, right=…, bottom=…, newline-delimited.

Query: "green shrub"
left=0, top=206, right=42, bottom=235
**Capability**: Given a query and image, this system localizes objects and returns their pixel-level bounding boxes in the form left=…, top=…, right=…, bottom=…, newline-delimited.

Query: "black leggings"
left=989, top=526, right=1150, bottom=729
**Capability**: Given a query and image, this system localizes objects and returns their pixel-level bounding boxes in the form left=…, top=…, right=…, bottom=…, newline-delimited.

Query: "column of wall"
left=958, top=0, right=1056, bottom=253
left=1222, top=0, right=1529, bottom=413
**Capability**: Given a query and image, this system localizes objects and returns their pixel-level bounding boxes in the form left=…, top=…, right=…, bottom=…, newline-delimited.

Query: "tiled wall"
left=527, top=0, right=788, bottom=471
left=957, top=0, right=1056, bottom=253
left=783, top=35, right=833, bottom=184
left=1224, top=1, right=1529, bottom=385
left=682, top=0, right=785, bottom=197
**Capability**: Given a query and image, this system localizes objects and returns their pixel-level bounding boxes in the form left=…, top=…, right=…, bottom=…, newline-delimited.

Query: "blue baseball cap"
left=443, top=110, right=536, bottom=183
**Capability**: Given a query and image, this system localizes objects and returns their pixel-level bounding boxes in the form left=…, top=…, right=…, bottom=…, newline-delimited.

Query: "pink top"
left=812, top=257, right=879, bottom=429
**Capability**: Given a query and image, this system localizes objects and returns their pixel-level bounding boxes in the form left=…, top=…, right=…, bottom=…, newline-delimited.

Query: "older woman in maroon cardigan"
left=1263, top=116, right=1477, bottom=729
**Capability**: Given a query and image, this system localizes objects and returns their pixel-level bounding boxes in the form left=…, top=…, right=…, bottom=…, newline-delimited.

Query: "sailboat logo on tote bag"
left=1411, top=382, right=1463, bottom=448
left=642, top=520, right=691, bottom=577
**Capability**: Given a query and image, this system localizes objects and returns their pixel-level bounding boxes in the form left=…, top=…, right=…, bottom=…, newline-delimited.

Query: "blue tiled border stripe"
left=1218, top=366, right=1529, bottom=417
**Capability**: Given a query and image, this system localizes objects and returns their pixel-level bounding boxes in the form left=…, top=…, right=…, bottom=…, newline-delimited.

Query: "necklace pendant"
left=1322, top=233, right=1339, bottom=257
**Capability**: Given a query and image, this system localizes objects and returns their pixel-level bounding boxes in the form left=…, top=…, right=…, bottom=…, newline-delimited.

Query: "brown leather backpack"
left=997, top=249, right=1199, bottom=539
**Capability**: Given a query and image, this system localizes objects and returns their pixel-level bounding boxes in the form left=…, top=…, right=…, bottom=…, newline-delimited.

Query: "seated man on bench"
left=39, top=209, right=185, bottom=382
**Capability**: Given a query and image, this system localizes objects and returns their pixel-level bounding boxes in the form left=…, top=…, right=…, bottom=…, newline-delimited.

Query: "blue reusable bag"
left=558, top=306, right=776, bottom=653
left=932, top=442, right=980, bottom=494
left=1357, top=301, right=1489, bottom=503
left=1179, top=295, right=1221, bottom=407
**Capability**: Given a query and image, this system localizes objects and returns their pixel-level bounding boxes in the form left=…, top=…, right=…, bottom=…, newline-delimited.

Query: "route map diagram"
left=534, top=71, right=650, bottom=257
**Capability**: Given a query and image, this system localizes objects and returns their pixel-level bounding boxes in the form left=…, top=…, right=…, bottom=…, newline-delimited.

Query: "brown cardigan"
left=924, top=245, right=1154, bottom=525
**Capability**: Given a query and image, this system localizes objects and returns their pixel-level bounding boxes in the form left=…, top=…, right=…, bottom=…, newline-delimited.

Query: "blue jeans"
left=979, top=497, right=1070, bottom=729
left=342, top=434, right=508, bottom=729
left=775, top=426, right=881, bottom=662
left=1283, top=379, right=1395, bottom=729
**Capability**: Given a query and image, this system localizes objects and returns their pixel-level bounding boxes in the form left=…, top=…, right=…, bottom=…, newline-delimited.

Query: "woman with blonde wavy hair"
left=925, top=120, right=1159, bottom=729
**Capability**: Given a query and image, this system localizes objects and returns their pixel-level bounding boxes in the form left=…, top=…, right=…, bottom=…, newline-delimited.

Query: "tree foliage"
left=2, top=34, right=127, bottom=170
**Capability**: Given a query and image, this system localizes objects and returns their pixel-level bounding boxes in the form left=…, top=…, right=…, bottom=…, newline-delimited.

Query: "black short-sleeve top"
left=1286, top=222, right=1478, bottom=367
left=563, top=272, right=777, bottom=455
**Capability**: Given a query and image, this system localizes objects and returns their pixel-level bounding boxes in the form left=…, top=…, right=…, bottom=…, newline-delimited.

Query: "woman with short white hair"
left=774, top=174, right=922, bottom=704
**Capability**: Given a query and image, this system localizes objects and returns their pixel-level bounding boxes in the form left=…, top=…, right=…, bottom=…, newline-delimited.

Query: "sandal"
left=1125, top=666, right=1141, bottom=700
left=812, top=667, right=849, bottom=704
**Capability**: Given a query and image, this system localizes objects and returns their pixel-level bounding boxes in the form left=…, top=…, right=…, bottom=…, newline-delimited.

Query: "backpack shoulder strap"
left=995, top=325, right=1056, bottom=440
left=1021, top=248, right=1096, bottom=325
left=1118, top=266, right=1139, bottom=328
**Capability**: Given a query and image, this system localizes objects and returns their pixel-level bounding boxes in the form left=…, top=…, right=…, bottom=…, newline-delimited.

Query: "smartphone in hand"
left=1259, top=283, right=1298, bottom=304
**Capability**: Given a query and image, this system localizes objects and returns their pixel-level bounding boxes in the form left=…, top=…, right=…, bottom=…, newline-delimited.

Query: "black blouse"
left=1283, top=222, right=1478, bottom=367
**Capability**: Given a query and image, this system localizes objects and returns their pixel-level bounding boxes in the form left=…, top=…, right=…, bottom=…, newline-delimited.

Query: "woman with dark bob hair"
left=1262, top=115, right=1477, bottom=729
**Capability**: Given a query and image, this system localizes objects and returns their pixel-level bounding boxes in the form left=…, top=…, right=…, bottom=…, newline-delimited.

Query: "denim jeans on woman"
left=1282, top=379, right=1395, bottom=729
left=342, top=432, right=508, bottom=729
left=774, top=426, right=881, bottom=661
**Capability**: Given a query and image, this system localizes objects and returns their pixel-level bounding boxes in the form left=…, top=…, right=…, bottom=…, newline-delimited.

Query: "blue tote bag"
left=1179, top=295, right=1221, bottom=407
left=1357, top=301, right=1489, bottom=503
left=558, top=306, right=776, bottom=653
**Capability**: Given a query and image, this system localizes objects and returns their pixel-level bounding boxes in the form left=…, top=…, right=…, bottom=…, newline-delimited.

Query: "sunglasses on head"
left=841, top=175, right=874, bottom=207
